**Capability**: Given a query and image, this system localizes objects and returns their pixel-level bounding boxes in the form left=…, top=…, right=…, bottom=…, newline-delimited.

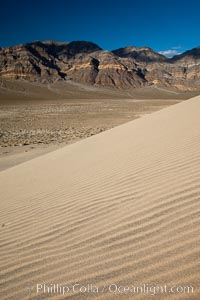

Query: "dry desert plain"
left=0, top=80, right=200, bottom=299
left=0, top=79, right=198, bottom=171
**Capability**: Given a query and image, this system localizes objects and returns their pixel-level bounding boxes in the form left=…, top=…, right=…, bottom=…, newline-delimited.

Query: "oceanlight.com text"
left=35, top=282, right=194, bottom=296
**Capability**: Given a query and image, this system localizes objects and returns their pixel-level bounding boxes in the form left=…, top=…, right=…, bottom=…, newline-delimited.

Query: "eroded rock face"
left=0, top=41, right=101, bottom=82
left=0, top=41, right=200, bottom=90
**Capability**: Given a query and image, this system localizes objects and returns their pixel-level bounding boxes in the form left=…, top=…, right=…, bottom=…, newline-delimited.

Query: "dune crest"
left=0, top=96, right=200, bottom=299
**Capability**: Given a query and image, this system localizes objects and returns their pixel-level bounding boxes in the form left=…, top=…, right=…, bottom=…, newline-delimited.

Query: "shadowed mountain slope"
left=1, top=41, right=200, bottom=90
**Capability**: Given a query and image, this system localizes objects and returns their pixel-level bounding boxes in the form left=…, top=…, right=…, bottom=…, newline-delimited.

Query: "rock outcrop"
left=0, top=40, right=200, bottom=90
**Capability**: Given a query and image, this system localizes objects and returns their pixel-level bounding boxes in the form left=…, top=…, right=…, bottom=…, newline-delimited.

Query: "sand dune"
left=0, top=96, right=200, bottom=299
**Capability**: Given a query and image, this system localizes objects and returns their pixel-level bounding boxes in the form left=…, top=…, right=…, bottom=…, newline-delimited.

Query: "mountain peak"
left=172, top=46, right=200, bottom=61
left=112, top=46, right=167, bottom=62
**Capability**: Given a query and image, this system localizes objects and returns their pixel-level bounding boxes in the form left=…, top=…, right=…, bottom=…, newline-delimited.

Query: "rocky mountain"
left=0, top=40, right=200, bottom=90
left=112, top=46, right=168, bottom=62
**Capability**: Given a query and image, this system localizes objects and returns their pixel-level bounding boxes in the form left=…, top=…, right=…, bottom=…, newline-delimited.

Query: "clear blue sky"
left=1, top=0, right=200, bottom=56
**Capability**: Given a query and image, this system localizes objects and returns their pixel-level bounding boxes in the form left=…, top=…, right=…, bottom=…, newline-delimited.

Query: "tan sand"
left=0, top=96, right=200, bottom=299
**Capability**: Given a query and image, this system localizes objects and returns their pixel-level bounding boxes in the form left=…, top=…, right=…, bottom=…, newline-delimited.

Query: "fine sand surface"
left=0, top=96, right=200, bottom=299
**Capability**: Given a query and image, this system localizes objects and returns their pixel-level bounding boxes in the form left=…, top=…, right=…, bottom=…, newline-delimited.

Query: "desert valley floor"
left=0, top=79, right=198, bottom=171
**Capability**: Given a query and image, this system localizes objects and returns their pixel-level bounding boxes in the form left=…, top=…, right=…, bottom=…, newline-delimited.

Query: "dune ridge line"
left=0, top=96, right=200, bottom=299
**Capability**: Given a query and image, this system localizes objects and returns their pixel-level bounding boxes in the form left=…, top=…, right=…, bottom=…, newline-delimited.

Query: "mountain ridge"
left=0, top=40, right=200, bottom=90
